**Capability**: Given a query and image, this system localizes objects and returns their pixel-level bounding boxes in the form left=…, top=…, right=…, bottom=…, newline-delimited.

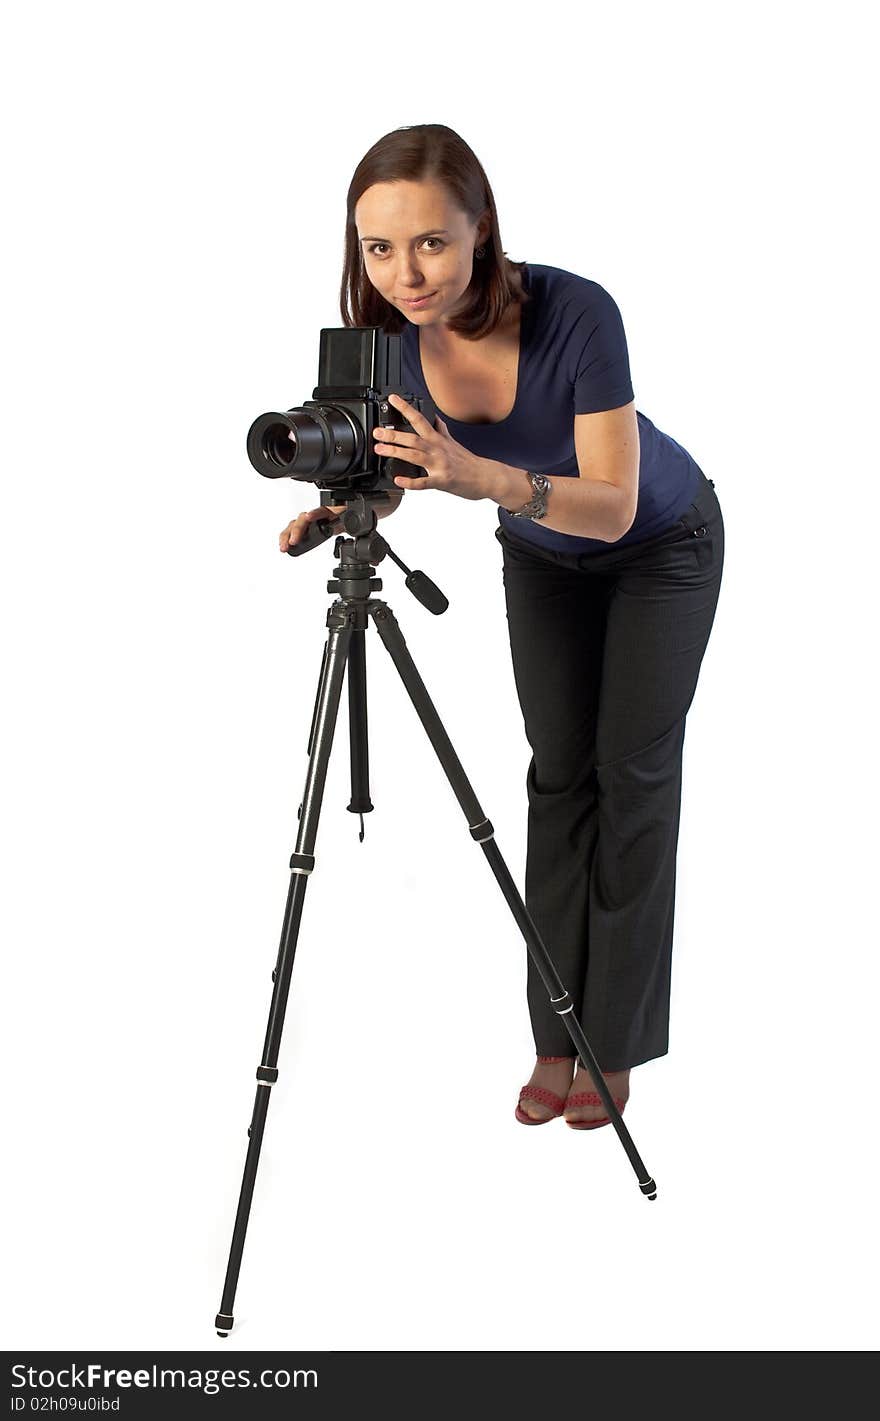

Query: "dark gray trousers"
left=494, top=471, right=724, bottom=1071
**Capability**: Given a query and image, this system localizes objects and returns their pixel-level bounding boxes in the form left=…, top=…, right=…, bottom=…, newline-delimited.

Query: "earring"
left=475, top=245, right=486, bottom=258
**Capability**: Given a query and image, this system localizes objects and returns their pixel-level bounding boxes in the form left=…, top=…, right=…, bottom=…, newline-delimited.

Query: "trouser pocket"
left=675, top=478, right=721, bottom=570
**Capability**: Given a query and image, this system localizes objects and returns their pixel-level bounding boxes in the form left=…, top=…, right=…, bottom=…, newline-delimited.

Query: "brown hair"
left=339, top=123, right=530, bottom=341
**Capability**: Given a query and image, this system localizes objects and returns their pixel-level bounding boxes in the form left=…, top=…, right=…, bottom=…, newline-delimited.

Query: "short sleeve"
left=572, top=284, right=635, bottom=415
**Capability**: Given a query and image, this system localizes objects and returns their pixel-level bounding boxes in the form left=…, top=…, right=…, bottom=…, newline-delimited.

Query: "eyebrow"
left=358, top=229, right=450, bottom=243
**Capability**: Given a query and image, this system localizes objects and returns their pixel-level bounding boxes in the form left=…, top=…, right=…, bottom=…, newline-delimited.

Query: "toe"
left=523, top=1102, right=552, bottom=1121
left=564, top=1086, right=608, bottom=1124
left=564, top=1107, right=606, bottom=1125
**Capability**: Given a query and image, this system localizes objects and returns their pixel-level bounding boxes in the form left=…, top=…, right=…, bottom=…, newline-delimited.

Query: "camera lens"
left=247, top=405, right=362, bottom=483
left=263, top=423, right=297, bottom=468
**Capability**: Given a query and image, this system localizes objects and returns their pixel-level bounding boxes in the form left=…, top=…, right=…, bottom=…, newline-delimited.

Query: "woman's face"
left=355, top=178, right=490, bottom=326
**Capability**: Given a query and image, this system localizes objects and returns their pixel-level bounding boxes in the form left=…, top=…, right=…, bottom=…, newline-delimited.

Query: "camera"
left=246, top=327, right=437, bottom=502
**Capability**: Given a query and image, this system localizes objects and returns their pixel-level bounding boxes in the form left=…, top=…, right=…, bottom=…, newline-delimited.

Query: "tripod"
left=214, top=502, right=657, bottom=1337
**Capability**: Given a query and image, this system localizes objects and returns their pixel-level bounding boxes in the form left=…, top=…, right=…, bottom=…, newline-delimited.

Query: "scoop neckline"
left=414, top=263, right=531, bottom=429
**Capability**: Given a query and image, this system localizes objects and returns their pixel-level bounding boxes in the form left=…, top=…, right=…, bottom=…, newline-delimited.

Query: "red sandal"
left=563, top=1088, right=628, bottom=1131
left=514, top=1055, right=575, bottom=1126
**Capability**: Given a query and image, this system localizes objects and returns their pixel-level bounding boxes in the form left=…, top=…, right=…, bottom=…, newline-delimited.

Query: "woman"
left=280, top=124, right=724, bottom=1130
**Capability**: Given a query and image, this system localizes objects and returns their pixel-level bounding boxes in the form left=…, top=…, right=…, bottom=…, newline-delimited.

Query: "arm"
left=483, top=401, right=640, bottom=543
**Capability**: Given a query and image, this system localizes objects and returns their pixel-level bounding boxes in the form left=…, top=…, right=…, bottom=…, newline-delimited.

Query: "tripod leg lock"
left=256, top=1066, right=279, bottom=1086
left=289, top=852, right=315, bottom=875
left=469, top=818, right=494, bottom=843
left=550, top=991, right=574, bottom=1016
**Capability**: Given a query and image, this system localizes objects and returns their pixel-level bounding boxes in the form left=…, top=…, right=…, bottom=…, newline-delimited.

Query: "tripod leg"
left=346, top=621, right=374, bottom=836
left=370, top=602, right=657, bottom=1201
left=214, top=609, right=355, bottom=1337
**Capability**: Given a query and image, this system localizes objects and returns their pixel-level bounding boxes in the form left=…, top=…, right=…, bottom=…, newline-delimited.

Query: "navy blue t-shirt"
left=400, top=261, right=703, bottom=555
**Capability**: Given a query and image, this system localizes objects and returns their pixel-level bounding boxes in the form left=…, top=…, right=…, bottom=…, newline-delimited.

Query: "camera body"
left=246, top=326, right=437, bottom=503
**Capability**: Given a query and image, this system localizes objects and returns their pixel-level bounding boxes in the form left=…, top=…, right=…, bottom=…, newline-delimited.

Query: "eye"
left=366, top=237, right=444, bottom=256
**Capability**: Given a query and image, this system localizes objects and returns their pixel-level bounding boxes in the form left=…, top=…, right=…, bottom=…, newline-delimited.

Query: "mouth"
left=401, top=291, right=437, bottom=306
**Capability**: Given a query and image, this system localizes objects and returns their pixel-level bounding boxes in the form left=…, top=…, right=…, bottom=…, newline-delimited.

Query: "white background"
left=3, top=0, right=877, bottom=1353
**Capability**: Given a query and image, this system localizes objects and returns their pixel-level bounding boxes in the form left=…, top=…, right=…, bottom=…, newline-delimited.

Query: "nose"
left=396, top=259, right=427, bottom=289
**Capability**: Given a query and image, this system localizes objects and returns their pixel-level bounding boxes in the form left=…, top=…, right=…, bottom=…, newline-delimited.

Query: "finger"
left=374, top=427, right=421, bottom=453
left=375, top=443, right=425, bottom=464
left=386, top=392, right=434, bottom=436
left=392, top=474, right=433, bottom=491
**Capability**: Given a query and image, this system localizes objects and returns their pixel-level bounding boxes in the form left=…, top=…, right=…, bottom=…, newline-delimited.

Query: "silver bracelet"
left=509, top=472, right=552, bottom=520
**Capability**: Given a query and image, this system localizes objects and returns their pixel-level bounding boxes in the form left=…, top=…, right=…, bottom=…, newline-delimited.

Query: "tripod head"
left=303, top=492, right=448, bottom=616
left=283, top=488, right=395, bottom=558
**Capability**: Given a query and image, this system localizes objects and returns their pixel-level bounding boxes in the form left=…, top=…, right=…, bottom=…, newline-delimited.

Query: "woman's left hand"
left=373, top=394, right=491, bottom=502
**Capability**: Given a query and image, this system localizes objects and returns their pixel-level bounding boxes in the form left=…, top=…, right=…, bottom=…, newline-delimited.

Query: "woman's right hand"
left=279, top=504, right=346, bottom=552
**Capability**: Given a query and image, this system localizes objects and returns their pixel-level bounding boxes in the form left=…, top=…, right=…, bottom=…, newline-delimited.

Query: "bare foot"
left=519, top=1056, right=577, bottom=1121
left=564, top=1063, right=631, bottom=1126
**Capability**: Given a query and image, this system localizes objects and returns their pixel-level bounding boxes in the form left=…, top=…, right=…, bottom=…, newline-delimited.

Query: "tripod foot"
left=640, top=1178, right=658, bottom=1200
left=215, top=1311, right=234, bottom=1337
